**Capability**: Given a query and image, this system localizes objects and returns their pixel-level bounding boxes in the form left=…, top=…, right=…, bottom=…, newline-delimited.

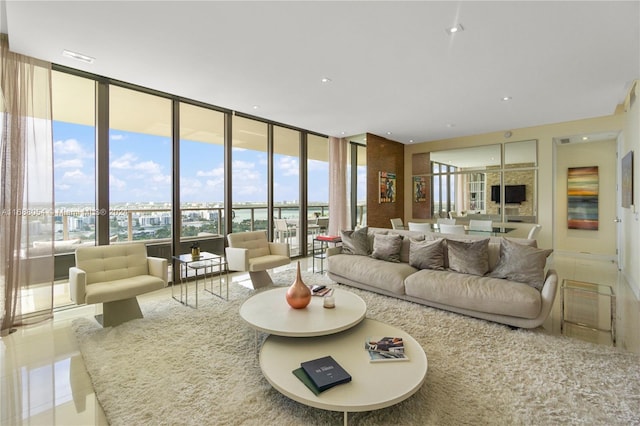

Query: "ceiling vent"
left=560, top=138, right=571, bottom=144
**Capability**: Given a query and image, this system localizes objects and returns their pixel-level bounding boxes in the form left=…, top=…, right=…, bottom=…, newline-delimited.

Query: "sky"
left=53, top=121, right=364, bottom=205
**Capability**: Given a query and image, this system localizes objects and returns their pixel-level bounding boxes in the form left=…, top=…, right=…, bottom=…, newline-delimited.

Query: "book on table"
left=365, top=336, right=409, bottom=362
left=315, top=235, right=342, bottom=242
left=299, top=355, right=352, bottom=392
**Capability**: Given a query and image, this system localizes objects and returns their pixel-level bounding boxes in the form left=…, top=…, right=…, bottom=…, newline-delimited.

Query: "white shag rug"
left=72, top=267, right=640, bottom=426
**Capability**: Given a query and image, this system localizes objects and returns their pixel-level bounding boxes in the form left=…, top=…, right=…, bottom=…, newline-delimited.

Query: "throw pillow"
left=446, top=238, right=490, bottom=276
left=368, top=229, right=388, bottom=253
left=488, top=238, right=553, bottom=291
left=340, top=226, right=370, bottom=255
left=371, top=234, right=403, bottom=263
left=409, top=238, right=445, bottom=270
left=391, top=232, right=425, bottom=263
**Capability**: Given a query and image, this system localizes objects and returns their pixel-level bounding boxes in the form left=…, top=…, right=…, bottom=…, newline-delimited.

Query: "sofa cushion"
left=371, top=234, right=403, bottom=263
left=446, top=238, right=490, bottom=276
left=409, top=238, right=445, bottom=270
left=488, top=238, right=553, bottom=291
left=404, top=269, right=542, bottom=319
left=391, top=233, right=425, bottom=263
left=341, top=226, right=370, bottom=255
left=327, top=253, right=417, bottom=295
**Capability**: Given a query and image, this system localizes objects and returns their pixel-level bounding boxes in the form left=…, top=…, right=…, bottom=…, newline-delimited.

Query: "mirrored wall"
left=417, top=140, right=537, bottom=223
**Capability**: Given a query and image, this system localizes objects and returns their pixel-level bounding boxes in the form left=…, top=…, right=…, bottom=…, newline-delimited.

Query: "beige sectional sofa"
left=326, top=227, right=558, bottom=329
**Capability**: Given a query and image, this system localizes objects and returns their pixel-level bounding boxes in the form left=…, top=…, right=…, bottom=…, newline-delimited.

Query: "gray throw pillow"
left=409, top=238, right=445, bottom=270
left=391, top=232, right=425, bottom=263
left=340, top=226, right=370, bottom=255
left=371, top=234, right=403, bottom=263
left=446, top=238, right=490, bottom=276
left=488, top=238, right=553, bottom=291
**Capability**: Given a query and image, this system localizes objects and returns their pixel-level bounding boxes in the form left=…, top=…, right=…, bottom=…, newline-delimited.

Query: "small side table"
left=560, top=279, right=615, bottom=345
left=312, top=236, right=342, bottom=273
left=172, top=252, right=228, bottom=308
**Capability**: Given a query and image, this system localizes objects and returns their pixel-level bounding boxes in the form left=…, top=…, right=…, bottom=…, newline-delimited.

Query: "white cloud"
left=197, top=166, right=224, bottom=177
left=152, top=174, right=171, bottom=185
left=109, top=174, right=127, bottom=190
left=110, top=152, right=138, bottom=169
left=53, top=138, right=91, bottom=157
left=55, top=158, right=83, bottom=168
left=135, top=160, right=162, bottom=174
left=55, top=183, right=71, bottom=191
left=110, top=134, right=125, bottom=141
left=277, top=156, right=299, bottom=177
left=62, top=169, right=88, bottom=181
left=232, top=160, right=256, bottom=170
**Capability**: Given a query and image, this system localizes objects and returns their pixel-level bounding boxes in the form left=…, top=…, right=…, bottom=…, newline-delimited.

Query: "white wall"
left=620, top=82, right=640, bottom=298
left=555, top=139, right=617, bottom=256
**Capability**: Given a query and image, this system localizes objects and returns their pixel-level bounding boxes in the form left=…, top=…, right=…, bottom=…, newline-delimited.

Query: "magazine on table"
left=309, top=285, right=333, bottom=297
left=365, top=336, right=409, bottom=362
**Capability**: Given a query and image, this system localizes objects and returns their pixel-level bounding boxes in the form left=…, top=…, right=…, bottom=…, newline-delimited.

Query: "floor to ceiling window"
left=179, top=103, right=226, bottom=236
left=51, top=71, right=96, bottom=307
left=108, top=86, right=172, bottom=243
left=273, top=125, right=301, bottom=255
left=231, top=116, right=268, bottom=233
left=307, top=134, right=329, bottom=217
left=348, top=142, right=367, bottom=228
left=307, top=134, right=329, bottom=242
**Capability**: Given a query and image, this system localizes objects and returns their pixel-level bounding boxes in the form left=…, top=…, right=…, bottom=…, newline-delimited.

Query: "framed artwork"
left=622, top=150, right=634, bottom=208
left=413, top=176, right=426, bottom=202
left=567, top=166, right=599, bottom=230
left=379, top=171, right=396, bottom=203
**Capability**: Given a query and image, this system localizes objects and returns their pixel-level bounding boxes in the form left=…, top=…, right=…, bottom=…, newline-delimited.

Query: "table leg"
left=344, top=411, right=348, bottom=426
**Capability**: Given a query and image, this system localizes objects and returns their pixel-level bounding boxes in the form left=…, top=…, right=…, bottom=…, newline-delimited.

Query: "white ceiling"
left=2, top=1, right=639, bottom=144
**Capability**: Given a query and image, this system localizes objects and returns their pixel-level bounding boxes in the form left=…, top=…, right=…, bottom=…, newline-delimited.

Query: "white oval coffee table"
left=240, top=287, right=366, bottom=337
left=259, top=318, right=428, bottom=425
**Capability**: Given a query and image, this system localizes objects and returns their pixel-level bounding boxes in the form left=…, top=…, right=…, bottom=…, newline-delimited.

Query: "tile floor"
left=1, top=255, right=638, bottom=425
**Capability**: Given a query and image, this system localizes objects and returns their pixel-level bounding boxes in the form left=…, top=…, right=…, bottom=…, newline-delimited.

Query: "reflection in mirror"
left=430, top=144, right=501, bottom=169
left=425, top=140, right=537, bottom=223
left=505, top=139, right=537, bottom=167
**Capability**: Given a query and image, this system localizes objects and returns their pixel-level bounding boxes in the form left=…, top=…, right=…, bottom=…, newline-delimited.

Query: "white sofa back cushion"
left=75, top=243, right=149, bottom=285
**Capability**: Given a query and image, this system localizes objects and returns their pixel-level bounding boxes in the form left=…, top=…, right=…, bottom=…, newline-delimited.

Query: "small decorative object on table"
left=286, top=261, right=311, bottom=309
left=323, top=296, right=335, bottom=309
left=191, top=242, right=200, bottom=259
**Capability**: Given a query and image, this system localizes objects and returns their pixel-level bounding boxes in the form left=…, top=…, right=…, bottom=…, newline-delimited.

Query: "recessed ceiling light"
left=321, top=77, right=332, bottom=83
left=62, top=49, right=95, bottom=64
left=386, top=131, right=393, bottom=135
left=582, top=136, right=589, bottom=141
left=445, top=24, right=464, bottom=35
left=446, top=123, right=456, bottom=128
left=252, top=105, right=259, bottom=109
left=409, top=139, right=414, bottom=143
left=501, top=96, right=512, bottom=101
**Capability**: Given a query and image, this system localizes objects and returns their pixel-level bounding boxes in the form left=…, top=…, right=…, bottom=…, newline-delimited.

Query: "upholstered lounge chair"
left=226, top=230, right=290, bottom=289
left=69, top=243, right=167, bottom=327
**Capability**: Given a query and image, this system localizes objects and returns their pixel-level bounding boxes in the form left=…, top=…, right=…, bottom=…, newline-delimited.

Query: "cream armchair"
left=226, top=230, right=290, bottom=289
left=69, top=243, right=167, bottom=327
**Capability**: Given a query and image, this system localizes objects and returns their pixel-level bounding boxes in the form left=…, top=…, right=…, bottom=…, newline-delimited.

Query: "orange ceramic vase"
left=286, top=261, right=311, bottom=309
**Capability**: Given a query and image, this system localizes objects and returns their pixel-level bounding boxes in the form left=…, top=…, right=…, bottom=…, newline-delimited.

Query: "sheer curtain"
left=328, top=137, right=348, bottom=235
left=1, top=34, right=54, bottom=335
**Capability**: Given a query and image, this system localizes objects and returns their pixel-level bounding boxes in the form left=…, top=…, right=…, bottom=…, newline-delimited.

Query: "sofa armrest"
left=147, top=256, right=168, bottom=286
left=326, top=246, right=343, bottom=257
left=268, top=242, right=290, bottom=257
left=538, top=268, right=559, bottom=319
left=226, top=247, right=250, bottom=271
left=69, top=266, right=87, bottom=304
